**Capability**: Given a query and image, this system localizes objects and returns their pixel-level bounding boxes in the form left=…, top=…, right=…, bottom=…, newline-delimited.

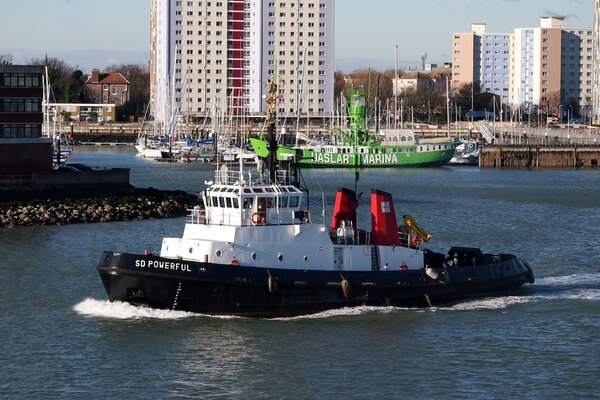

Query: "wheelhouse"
left=195, top=165, right=309, bottom=227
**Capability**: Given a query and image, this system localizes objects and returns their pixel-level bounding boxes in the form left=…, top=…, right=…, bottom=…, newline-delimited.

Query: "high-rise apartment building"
left=451, top=23, right=483, bottom=89
left=453, top=16, right=594, bottom=116
left=150, top=0, right=335, bottom=123
left=480, top=31, right=510, bottom=104
left=509, top=27, right=536, bottom=106
left=510, top=17, right=563, bottom=108
left=451, top=23, right=510, bottom=104
left=592, top=0, right=600, bottom=123
left=561, top=27, right=594, bottom=119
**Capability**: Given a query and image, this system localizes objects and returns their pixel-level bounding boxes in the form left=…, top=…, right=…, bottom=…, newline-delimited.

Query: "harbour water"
left=2, top=146, right=600, bottom=399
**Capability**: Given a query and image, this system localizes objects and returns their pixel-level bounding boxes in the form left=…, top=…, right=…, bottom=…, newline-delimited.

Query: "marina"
left=3, top=0, right=600, bottom=397
left=2, top=145, right=600, bottom=398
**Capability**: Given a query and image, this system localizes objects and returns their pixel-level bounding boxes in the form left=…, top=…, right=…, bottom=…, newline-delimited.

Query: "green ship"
left=250, top=91, right=456, bottom=168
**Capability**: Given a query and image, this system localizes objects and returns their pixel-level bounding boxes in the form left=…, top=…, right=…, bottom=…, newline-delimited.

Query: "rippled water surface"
left=1, top=147, right=600, bottom=399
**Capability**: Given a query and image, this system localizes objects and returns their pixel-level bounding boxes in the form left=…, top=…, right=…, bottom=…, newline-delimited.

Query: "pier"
left=480, top=145, right=600, bottom=168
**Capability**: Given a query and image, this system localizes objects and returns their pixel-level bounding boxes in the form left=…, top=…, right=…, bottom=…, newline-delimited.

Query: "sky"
left=0, top=0, right=594, bottom=71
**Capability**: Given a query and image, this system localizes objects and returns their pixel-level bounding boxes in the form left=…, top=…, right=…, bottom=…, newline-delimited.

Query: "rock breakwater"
left=0, top=189, right=202, bottom=228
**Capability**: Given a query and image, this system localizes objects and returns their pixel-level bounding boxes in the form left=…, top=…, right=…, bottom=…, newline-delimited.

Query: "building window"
left=2, top=73, right=41, bottom=88
left=0, top=124, right=42, bottom=138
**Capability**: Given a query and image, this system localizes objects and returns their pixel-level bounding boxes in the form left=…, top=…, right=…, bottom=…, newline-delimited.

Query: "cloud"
left=541, top=9, right=581, bottom=21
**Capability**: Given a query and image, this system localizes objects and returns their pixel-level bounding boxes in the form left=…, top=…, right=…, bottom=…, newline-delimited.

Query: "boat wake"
left=275, top=305, right=402, bottom=321
left=73, top=298, right=197, bottom=320
left=530, top=272, right=600, bottom=301
left=444, top=272, right=600, bottom=311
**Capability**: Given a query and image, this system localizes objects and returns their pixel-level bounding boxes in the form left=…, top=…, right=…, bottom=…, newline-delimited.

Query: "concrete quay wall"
left=480, top=145, right=600, bottom=168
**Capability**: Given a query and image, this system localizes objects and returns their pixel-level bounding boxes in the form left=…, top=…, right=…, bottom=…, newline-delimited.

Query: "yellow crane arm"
left=403, top=214, right=432, bottom=242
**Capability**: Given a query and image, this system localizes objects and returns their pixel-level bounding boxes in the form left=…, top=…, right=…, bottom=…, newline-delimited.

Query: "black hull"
left=97, top=252, right=534, bottom=318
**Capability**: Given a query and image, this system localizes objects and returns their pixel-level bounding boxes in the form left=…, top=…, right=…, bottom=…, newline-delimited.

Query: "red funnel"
left=370, top=189, right=400, bottom=245
left=330, top=187, right=358, bottom=232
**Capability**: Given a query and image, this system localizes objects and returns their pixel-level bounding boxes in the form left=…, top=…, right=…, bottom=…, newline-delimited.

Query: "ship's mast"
left=265, top=76, right=279, bottom=183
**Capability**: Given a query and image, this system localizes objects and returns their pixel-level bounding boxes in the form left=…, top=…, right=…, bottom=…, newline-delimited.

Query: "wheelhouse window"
left=243, top=197, right=253, bottom=209
left=279, top=196, right=288, bottom=208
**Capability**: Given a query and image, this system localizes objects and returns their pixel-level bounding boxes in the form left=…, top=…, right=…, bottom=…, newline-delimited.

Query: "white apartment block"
left=150, top=0, right=334, bottom=123
left=480, top=31, right=510, bottom=104
left=509, top=28, right=536, bottom=106
left=509, top=17, right=563, bottom=109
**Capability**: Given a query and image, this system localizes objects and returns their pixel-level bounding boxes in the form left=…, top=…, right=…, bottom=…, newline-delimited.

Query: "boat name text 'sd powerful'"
left=134, top=259, right=192, bottom=272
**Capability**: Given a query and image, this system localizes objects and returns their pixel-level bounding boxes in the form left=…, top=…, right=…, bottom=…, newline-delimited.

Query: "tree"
left=542, top=91, right=561, bottom=117
left=334, top=70, right=346, bottom=101
left=0, top=53, right=13, bottom=65
left=453, top=82, right=481, bottom=115
left=28, top=57, right=85, bottom=103
left=60, top=110, right=73, bottom=122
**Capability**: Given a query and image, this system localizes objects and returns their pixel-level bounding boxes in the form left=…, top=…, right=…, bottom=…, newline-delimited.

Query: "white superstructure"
left=160, top=162, right=422, bottom=271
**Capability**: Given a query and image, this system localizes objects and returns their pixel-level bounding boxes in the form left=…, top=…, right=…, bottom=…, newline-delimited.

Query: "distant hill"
left=5, top=48, right=436, bottom=75
left=5, top=48, right=149, bottom=72
left=335, top=57, right=441, bottom=73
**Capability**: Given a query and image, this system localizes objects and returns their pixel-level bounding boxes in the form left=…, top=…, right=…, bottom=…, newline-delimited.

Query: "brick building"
left=0, top=64, right=52, bottom=178
left=85, top=68, right=130, bottom=106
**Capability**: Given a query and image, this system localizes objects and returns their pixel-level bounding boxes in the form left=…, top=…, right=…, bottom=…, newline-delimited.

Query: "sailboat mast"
left=394, top=44, right=398, bottom=130
left=446, top=77, right=451, bottom=138
left=295, top=51, right=306, bottom=146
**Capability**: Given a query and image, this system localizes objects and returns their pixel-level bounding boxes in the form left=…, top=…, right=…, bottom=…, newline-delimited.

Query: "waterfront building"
left=85, top=69, right=130, bottom=107
left=394, top=70, right=450, bottom=93
left=451, top=23, right=484, bottom=90
left=454, top=16, right=593, bottom=117
left=561, top=27, right=594, bottom=121
left=0, top=64, right=52, bottom=178
left=149, top=0, right=335, bottom=123
left=452, top=23, right=510, bottom=105
left=509, top=27, right=536, bottom=107
left=480, top=30, right=510, bottom=104
left=49, top=103, right=117, bottom=123
left=592, top=0, right=600, bottom=124
left=510, top=17, right=563, bottom=109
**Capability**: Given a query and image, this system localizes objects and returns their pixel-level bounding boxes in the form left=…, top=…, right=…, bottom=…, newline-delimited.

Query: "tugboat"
left=97, top=78, right=534, bottom=318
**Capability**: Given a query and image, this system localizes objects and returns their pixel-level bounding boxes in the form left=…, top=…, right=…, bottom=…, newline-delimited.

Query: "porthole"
left=216, top=250, right=223, bottom=258
left=303, top=256, right=308, bottom=262
left=251, top=252, right=257, bottom=260
left=319, top=246, right=323, bottom=251
left=277, top=253, right=284, bottom=262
